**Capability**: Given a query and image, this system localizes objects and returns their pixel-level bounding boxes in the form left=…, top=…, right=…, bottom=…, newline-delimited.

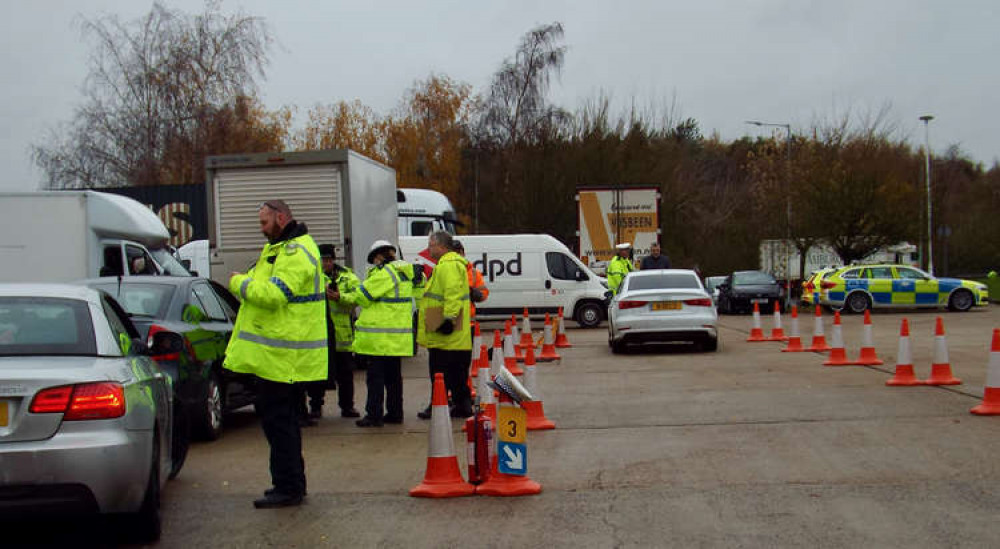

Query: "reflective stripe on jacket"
left=224, top=232, right=328, bottom=383
left=342, top=260, right=415, bottom=357
left=417, top=251, right=471, bottom=350
left=607, top=255, right=635, bottom=295
left=326, top=266, right=360, bottom=352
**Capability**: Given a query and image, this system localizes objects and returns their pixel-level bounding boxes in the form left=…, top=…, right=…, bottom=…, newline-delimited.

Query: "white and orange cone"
left=537, top=313, right=561, bottom=362
left=522, top=346, right=555, bottom=430
left=886, top=318, right=922, bottom=386
left=971, top=329, right=1000, bottom=415
left=850, top=310, right=883, bottom=365
left=474, top=391, right=543, bottom=497
left=502, top=322, right=524, bottom=375
left=519, top=308, right=534, bottom=349
left=747, top=302, right=767, bottom=342
left=924, top=317, right=962, bottom=385
left=554, top=306, right=572, bottom=348
left=508, top=316, right=525, bottom=361
left=823, top=311, right=852, bottom=366
left=410, top=373, right=476, bottom=498
left=782, top=306, right=806, bottom=352
left=766, top=301, right=788, bottom=341
left=805, top=306, right=831, bottom=352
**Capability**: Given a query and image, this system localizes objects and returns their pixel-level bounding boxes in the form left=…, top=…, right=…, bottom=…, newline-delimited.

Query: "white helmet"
left=367, top=239, right=396, bottom=264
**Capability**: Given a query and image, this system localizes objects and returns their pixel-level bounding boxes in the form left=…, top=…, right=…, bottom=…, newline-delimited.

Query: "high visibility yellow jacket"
left=224, top=225, right=328, bottom=384
left=607, top=255, right=635, bottom=295
left=342, top=259, right=416, bottom=357
left=417, top=251, right=471, bottom=350
left=325, top=265, right=360, bottom=352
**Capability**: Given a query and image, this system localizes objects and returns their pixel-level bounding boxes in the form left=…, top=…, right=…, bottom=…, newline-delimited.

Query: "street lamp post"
left=747, top=120, right=792, bottom=310
left=919, top=115, right=934, bottom=276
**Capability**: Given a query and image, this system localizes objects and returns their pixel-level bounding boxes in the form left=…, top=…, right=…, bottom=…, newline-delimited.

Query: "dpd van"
left=399, top=234, right=608, bottom=328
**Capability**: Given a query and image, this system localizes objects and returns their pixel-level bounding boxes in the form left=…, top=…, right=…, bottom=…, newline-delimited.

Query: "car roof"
left=628, top=269, right=698, bottom=277
left=77, top=275, right=201, bottom=287
left=0, top=283, right=102, bottom=302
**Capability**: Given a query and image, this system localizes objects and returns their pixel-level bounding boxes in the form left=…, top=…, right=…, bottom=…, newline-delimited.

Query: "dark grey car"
left=717, top=270, right=784, bottom=314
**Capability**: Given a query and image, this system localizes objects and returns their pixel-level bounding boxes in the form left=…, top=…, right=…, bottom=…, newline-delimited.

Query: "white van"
left=397, top=188, right=459, bottom=236
left=399, top=234, right=608, bottom=328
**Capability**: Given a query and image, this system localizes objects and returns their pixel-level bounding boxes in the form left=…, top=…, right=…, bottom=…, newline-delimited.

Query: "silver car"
left=0, top=284, right=181, bottom=542
left=607, top=269, right=719, bottom=353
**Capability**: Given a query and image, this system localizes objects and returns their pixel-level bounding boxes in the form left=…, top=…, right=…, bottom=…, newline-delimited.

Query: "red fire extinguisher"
left=466, top=409, right=493, bottom=484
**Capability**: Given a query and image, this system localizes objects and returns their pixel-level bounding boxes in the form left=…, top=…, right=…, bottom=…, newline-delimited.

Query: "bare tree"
left=32, top=1, right=272, bottom=188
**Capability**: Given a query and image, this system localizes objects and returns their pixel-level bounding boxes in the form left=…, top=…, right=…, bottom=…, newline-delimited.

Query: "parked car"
left=703, top=276, right=726, bottom=304
left=79, top=276, right=253, bottom=441
left=0, top=283, right=183, bottom=541
left=607, top=269, right=718, bottom=353
left=717, top=270, right=784, bottom=314
left=818, top=264, right=989, bottom=313
left=800, top=267, right=838, bottom=307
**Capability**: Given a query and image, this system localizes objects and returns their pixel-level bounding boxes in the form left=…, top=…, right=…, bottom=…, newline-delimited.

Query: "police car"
left=818, top=264, right=989, bottom=313
left=800, top=267, right=837, bottom=307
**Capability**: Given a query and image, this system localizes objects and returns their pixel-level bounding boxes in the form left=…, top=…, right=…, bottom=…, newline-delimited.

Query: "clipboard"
left=424, top=307, right=463, bottom=332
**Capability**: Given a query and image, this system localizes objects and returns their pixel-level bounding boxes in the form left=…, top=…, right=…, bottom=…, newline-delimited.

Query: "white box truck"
left=397, top=188, right=459, bottom=236
left=577, top=186, right=661, bottom=276
left=0, top=190, right=181, bottom=283
left=204, top=149, right=397, bottom=281
left=400, top=234, right=609, bottom=328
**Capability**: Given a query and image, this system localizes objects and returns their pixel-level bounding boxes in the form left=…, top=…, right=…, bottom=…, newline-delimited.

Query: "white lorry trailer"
left=204, top=149, right=397, bottom=281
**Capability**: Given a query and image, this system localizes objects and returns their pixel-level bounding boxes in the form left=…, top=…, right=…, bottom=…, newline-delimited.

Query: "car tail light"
left=617, top=300, right=648, bottom=310
left=147, top=324, right=185, bottom=362
left=683, top=298, right=713, bottom=307
left=31, top=382, right=126, bottom=420
left=820, top=281, right=837, bottom=290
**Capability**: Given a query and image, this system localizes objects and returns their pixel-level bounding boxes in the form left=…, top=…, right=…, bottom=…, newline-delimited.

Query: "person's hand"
left=437, top=318, right=455, bottom=334
left=470, top=288, right=485, bottom=302
left=326, top=287, right=340, bottom=301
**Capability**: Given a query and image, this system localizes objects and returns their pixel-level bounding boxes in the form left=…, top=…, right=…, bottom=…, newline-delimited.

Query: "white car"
left=607, top=269, right=719, bottom=353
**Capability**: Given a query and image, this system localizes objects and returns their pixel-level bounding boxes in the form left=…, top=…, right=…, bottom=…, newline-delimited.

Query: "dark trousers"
left=428, top=348, right=473, bottom=412
left=362, top=355, right=402, bottom=420
left=306, top=351, right=355, bottom=411
left=254, top=379, right=306, bottom=496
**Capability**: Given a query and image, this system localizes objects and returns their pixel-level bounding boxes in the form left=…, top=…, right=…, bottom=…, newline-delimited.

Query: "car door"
left=189, top=282, right=232, bottom=364
left=895, top=266, right=939, bottom=305
left=865, top=266, right=894, bottom=306
left=542, top=251, right=587, bottom=315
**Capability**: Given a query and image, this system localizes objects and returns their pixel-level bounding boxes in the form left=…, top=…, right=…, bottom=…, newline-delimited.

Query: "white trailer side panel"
left=0, top=193, right=89, bottom=282
left=344, top=151, right=397, bottom=271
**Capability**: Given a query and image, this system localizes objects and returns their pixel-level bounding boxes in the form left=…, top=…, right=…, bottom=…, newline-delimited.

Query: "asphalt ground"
left=13, top=306, right=1000, bottom=548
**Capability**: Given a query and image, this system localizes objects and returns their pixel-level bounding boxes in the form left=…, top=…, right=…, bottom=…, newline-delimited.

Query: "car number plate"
left=0, top=400, right=7, bottom=427
left=652, top=302, right=682, bottom=311
left=751, top=298, right=769, bottom=303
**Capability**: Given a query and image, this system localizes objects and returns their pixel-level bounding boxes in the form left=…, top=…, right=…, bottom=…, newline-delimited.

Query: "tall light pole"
left=919, top=115, right=934, bottom=276
left=747, top=120, right=792, bottom=310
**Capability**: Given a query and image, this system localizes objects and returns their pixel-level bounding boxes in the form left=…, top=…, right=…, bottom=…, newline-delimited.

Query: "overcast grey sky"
left=2, top=0, right=998, bottom=191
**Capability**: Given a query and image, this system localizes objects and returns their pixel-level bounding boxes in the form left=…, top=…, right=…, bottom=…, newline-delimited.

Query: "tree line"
left=32, top=3, right=1000, bottom=277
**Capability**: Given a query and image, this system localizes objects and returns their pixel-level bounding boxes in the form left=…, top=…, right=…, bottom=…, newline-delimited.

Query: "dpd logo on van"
left=472, top=253, right=522, bottom=282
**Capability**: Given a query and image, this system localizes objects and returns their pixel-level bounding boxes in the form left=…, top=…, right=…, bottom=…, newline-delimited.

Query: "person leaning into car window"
left=416, top=231, right=474, bottom=420
left=224, top=199, right=327, bottom=509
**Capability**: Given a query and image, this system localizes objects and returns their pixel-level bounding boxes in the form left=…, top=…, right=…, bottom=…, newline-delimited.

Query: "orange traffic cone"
left=519, top=308, right=534, bottom=349
left=502, top=323, right=524, bottom=375
left=522, top=346, right=555, bottom=430
left=886, top=318, right=923, bottom=386
left=478, top=351, right=498, bottom=423
left=850, top=310, right=883, bottom=365
left=766, top=301, right=788, bottom=341
left=490, top=330, right=503, bottom=379
left=805, top=306, right=831, bottom=352
left=924, top=317, right=962, bottom=386
left=471, top=343, right=487, bottom=378
left=537, top=313, right=561, bottom=362
left=410, top=373, right=476, bottom=498
left=746, top=302, right=767, bottom=342
left=507, top=318, right=525, bottom=362
left=971, top=329, right=1000, bottom=415
left=782, top=306, right=806, bottom=352
left=554, top=306, right=573, bottom=348
left=823, top=311, right=852, bottom=366
left=474, top=392, right=542, bottom=497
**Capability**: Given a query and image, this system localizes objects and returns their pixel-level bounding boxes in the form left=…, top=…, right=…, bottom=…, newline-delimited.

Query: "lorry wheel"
left=575, top=302, right=603, bottom=328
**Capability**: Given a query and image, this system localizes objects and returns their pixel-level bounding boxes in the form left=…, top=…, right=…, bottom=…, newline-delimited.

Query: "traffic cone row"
left=519, top=308, right=534, bottom=349
left=554, top=307, right=573, bottom=348
left=851, top=310, right=883, bottom=365
left=925, top=317, right=961, bottom=385
left=823, top=311, right=851, bottom=366
left=522, top=345, right=555, bottom=430
left=502, top=322, right=524, bottom=375
left=766, top=302, right=787, bottom=341
left=805, top=306, right=831, bottom=352
left=537, top=313, right=561, bottom=362
left=886, top=319, right=921, bottom=386
left=782, top=306, right=806, bottom=352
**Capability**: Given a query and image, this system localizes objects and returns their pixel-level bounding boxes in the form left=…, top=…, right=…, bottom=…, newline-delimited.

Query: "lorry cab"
left=397, top=188, right=459, bottom=236
left=400, top=234, right=608, bottom=328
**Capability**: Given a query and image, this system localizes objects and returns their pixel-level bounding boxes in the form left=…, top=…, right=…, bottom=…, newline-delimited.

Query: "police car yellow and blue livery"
left=820, top=264, right=988, bottom=313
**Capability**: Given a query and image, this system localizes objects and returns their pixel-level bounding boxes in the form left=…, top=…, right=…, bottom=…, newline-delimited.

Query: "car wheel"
left=845, top=292, right=871, bottom=314
left=169, top=400, right=189, bottom=480
left=611, top=339, right=626, bottom=354
left=575, top=302, right=603, bottom=328
left=195, top=373, right=224, bottom=441
left=132, top=429, right=162, bottom=543
left=948, top=289, right=974, bottom=312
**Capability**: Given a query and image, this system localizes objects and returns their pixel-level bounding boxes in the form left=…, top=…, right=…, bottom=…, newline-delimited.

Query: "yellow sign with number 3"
left=497, top=405, right=526, bottom=444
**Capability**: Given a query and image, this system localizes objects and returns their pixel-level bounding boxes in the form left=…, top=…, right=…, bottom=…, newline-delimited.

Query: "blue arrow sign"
left=497, top=441, right=527, bottom=476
